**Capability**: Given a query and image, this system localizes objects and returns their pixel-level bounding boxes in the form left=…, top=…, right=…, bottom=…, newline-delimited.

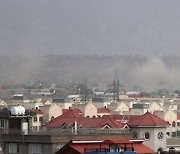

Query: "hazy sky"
left=1, top=0, right=180, bottom=56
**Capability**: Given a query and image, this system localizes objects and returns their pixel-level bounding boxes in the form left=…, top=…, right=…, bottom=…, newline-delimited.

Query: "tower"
left=128, top=111, right=170, bottom=152
left=113, top=69, right=119, bottom=101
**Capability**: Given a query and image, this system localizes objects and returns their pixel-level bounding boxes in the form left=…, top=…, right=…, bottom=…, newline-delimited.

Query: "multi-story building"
left=0, top=109, right=172, bottom=154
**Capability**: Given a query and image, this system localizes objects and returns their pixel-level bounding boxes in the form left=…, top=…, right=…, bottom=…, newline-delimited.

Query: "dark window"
left=172, top=132, right=176, bottom=137
left=34, top=117, right=37, bottom=122
left=144, top=132, right=150, bottom=140
left=0, top=119, right=5, bottom=128
left=61, top=123, right=68, bottom=129
left=177, top=122, right=180, bottom=127
left=133, top=131, right=138, bottom=138
left=17, top=144, right=19, bottom=152
left=39, top=117, right=43, bottom=122
left=172, top=121, right=176, bottom=127
left=158, top=132, right=164, bottom=140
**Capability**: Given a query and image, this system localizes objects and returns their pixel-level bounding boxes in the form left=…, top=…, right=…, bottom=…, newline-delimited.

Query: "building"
left=154, top=110, right=177, bottom=137
left=39, top=103, right=62, bottom=122
left=55, top=139, right=155, bottom=154
left=72, top=102, right=97, bottom=118
left=128, top=111, right=170, bottom=152
left=127, top=103, right=149, bottom=115
left=27, top=109, right=44, bottom=131
left=0, top=109, right=172, bottom=154
left=0, top=106, right=32, bottom=153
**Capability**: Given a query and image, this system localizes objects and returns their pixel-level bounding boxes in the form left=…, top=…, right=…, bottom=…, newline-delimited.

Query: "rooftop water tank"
left=10, top=105, right=25, bottom=115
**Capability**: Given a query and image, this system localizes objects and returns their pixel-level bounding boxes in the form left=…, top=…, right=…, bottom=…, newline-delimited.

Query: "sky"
left=1, top=0, right=180, bottom=56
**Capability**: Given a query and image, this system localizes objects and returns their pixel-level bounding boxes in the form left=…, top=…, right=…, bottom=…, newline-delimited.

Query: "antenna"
left=113, top=69, right=119, bottom=101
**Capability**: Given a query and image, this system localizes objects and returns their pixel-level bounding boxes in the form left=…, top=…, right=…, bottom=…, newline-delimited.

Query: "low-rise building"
left=39, top=103, right=62, bottom=122
left=128, top=111, right=170, bottom=152
left=55, top=139, right=155, bottom=154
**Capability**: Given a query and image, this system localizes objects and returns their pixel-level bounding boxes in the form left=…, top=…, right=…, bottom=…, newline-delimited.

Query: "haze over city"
left=1, top=0, right=180, bottom=91
left=1, top=2, right=180, bottom=154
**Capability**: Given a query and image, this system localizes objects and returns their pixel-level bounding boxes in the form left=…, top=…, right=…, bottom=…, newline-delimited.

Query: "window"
left=144, top=132, right=150, bottom=140
left=39, top=117, right=43, bottom=122
left=133, top=131, right=138, bottom=138
left=9, top=143, right=19, bottom=153
left=29, top=144, right=42, bottom=154
left=34, top=117, right=37, bottom=122
left=0, top=119, right=5, bottom=128
left=172, top=132, right=176, bottom=137
left=157, top=132, right=164, bottom=140
left=61, top=123, right=68, bottom=129
left=172, top=121, right=176, bottom=127
left=177, top=122, right=180, bottom=127
left=102, top=124, right=111, bottom=129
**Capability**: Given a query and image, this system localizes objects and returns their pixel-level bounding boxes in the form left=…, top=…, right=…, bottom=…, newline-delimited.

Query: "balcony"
left=2, top=128, right=130, bottom=135
left=84, top=147, right=135, bottom=154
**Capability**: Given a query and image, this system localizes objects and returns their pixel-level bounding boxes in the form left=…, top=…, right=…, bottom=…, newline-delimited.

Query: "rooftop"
left=127, top=111, right=170, bottom=127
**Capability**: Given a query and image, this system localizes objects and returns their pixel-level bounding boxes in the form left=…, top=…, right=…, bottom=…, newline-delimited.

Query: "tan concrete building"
left=72, top=102, right=98, bottom=118
left=39, top=103, right=62, bottom=122
left=154, top=110, right=177, bottom=137
left=148, top=101, right=161, bottom=113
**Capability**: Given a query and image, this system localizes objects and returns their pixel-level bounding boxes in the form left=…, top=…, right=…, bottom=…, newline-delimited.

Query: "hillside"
left=0, top=55, right=180, bottom=91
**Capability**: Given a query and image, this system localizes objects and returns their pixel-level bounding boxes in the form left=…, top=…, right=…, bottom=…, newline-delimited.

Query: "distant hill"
left=0, top=55, right=180, bottom=91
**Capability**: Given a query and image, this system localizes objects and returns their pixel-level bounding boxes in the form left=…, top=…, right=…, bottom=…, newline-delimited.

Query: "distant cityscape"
left=0, top=68, right=180, bottom=153
left=2, top=0, right=180, bottom=153
left=1, top=55, right=180, bottom=92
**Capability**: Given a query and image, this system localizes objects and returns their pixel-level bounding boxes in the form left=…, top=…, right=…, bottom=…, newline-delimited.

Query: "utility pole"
left=113, top=69, right=119, bottom=102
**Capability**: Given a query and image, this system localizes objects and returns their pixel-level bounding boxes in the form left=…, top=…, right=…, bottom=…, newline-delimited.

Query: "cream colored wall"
left=49, top=104, right=62, bottom=120
left=164, top=110, right=177, bottom=137
left=84, top=102, right=97, bottom=118
left=116, top=102, right=129, bottom=113
left=154, top=110, right=177, bottom=137
left=32, top=114, right=44, bottom=131
left=149, top=101, right=161, bottom=113
left=164, top=110, right=177, bottom=122
left=39, top=104, right=62, bottom=121
left=63, top=102, right=73, bottom=109
left=130, top=127, right=167, bottom=152
left=39, top=105, right=49, bottom=121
